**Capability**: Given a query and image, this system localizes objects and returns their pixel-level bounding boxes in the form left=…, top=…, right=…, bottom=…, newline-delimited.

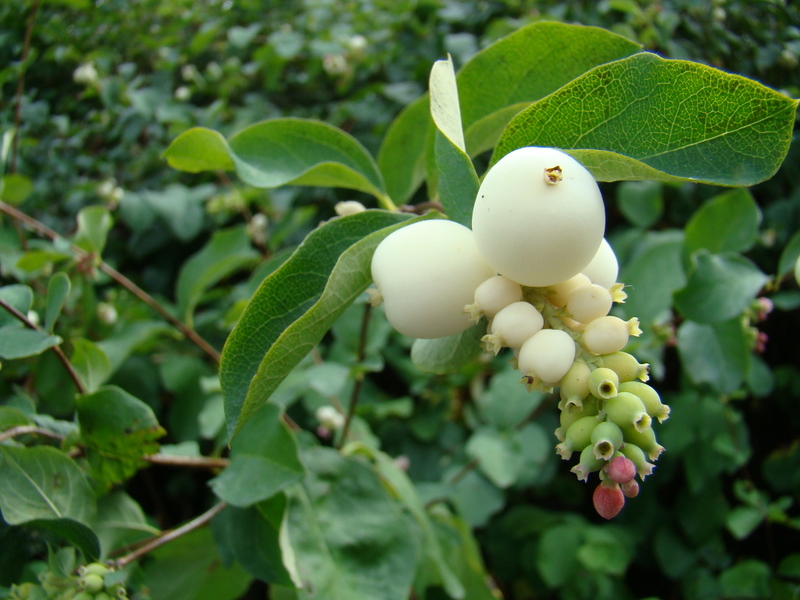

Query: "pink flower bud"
left=605, top=455, right=636, bottom=484
left=621, top=479, right=640, bottom=498
left=593, top=480, right=625, bottom=519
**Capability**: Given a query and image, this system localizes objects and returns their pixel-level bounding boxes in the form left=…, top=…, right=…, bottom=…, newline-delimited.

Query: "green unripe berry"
left=571, top=444, right=605, bottom=482
left=620, top=442, right=655, bottom=480
left=591, top=420, right=624, bottom=460
left=81, top=573, right=105, bottom=595
left=622, top=426, right=665, bottom=462
left=558, top=360, right=592, bottom=409
left=618, top=380, right=670, bottom=423
left=603, top=391, right=651, bottom=432
left=555, top=395, right=599, bottom=441
left=80, top=563, right=111, bottom=577
left=555, top=415, right=599, bottom=460
left=73, top=593, right=95, bottom=600
left=597, top=351, right=649, bottom=382
left=588, top=367, right=619, bottom=400
left=95, top=593, right=112, bottom=600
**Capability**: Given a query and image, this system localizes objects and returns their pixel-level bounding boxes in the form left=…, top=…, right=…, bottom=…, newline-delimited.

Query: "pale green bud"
left=597, top=351, right=649, bottom=382
left=591, top=420, right=624, bottom=460
left=618, top=380, right=670, bottom=423
left=555, top=415, right=599, bottom=460
left=604, top=391, right=651, bottom=432
left=571, top=444, right=605, bottom=482
left=588, top=367, right=619, bottom=400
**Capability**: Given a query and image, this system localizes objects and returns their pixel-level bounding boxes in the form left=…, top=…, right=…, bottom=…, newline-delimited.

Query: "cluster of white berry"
left=370, top=147, right=669, bottom=518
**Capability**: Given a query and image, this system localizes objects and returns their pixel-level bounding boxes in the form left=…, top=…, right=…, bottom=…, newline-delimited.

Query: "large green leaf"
left=0, top=446, right=99, bottom=557
left=284, top=447, right=421, bottom=600
left=410, top=320, right=486, bottom=375
left=76, top=386, right=166, bottom=492
left=377, top=21, right=641, bottom=204
left=683, top=188, right=761, bottom=257
left=674, top=252, right=768, bottom=323
left=676, top=318, right=750, bottom=395
left=493, top=52, right=799, bottom=185
left=164, top=119, right=391, bottom=207
left=143, top=527, right=251, bottom=600
left=211, top=494, right=295, bottom=586
left=176, top=225, right=260, bottom=326
left=220, top=210, right=431, bottom=440
left=209, top=403, right=304, bottom=507
left=0, top=325, right=62, bottom=360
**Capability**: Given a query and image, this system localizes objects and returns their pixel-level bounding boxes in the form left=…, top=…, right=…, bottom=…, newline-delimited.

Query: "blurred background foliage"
left=1, top=0, right=799, bottom=599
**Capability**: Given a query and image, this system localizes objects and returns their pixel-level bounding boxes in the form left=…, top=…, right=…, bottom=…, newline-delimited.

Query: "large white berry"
left=370, top=220, right=495, bottom=339
left=471, top=147, right=605, bottom=287
left=518, top=328, right=577, bottom=385
left=582, top=238, right=618, bottom=289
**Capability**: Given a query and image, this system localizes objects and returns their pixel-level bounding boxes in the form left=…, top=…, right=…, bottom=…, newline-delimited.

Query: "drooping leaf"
left=377, top=22, right=641, bottom=204
left=211, top=494, right=295, bottom=586
left=284, top=447, right=421, bottom=600
left=176, top=225, right=260, bottom=326
left=70, top=338, right=112, bottom=393
left=0, top=445, right=99, bottom=557
left=220, top=210, right=431, bottom=440
left=209, top=403, right=304, bottom=507
left=75, top=386, right=166, bottom=492
left=143, top=526, right=252, bottom=600
left=164, top=119, right=390, bottom=206
left=676, top=318, right=750, bottom=395
left=0, top=284, right=33, bottom=327
left=429, top=56, right=479, bottom=226
left=0, top=325, right=61, bottom=360
left=493, top=52, right=799, bottom=186
left=410, top=320, right=485, bottom=375
left=44, top=272, right=70, bottom=334
left=674, top=252, right=768, bottom=323
left=74, top=206, right=114, bottom=254
left=683, top=188, right=761, bottom=258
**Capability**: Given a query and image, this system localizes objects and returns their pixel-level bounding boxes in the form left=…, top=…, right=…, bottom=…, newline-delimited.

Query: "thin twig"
left=0, top=425, right=66, bottom=445
left=114, top=501, right=227, bottom=568
left=11, top=0, right=39, bottom=175
left=0, top=296, right=87, bottom=394
left=0, top=200, right=221, bottom=363
left=338, top=302, right=372, bottom=448
left=143, top=453, right=230, bottom=470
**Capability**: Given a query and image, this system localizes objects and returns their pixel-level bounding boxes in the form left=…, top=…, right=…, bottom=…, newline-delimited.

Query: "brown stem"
left=0, top=425, right=66, bottom=445
left=11, top=0, right=39, bottom=175
left=0, top=200, right=221, bottom=363
left=143, top=453, right=230, bottom=470
left=0, top=296, right=86, bottom=394
left=338, top=302, right=372, bottom=448
left=114, top=501, right=227, bottom=568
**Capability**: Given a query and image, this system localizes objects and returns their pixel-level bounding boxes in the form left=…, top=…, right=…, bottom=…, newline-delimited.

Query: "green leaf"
left=778, top=229, right=800, bottom=278
left=684, top=188, right=761, bottom=258
left=164, top=119, right=390, bottom=206
left=94, top=491, right=158, bottom=559
left=476, top=366, right=546, bottom=430
left=536, top=523, right=584, bottom=587
left=367, top=449, right=464, bottom=600
left=209, top=403, right=304, bottom=507
left=74, top=206, right=113, bottom=254
left=410, top=320, right=485, bottom=375
left=674, top=252, right=768, bottom=323
left=719, top=559, right=772, bottom=599
left=44, top=272, right=70, bottom=334
left=616, top=180, right=663, bottom=229
left=143, top=527, right=252, bottom=600
left=140, top=184, right=215, bottom=243
left=0, top=173, right=33, bottom=206
left=220, top=210, right=427, bottom=440
left=211, top=494, right=295, bottom=586
left=466, top=428, right=525, bottom=489
left=284, top=447, right=421, bottom=600
left=676, top=318, right=750, bottom=395
left=493, top=52, right=799, bottom=186
left=159, top=127, right=236, bottom=172
left=0, top=284, right=33, bottom=327
left=0, top=325, right=61, bottom=360
left=618, top=230, right=686, bottom=324
left=70, top=338, right=112, bottom=393
left=0, top=445, right=99, bottom=557
left=76, top=386, right=166, bottom=493
left=0, top=406, right=33, bottom=430
left=377, top=22, right=641, bottom=204
left=429, top=56, right=479, bottom=226
left=176, top=225, right=260, bottom=326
